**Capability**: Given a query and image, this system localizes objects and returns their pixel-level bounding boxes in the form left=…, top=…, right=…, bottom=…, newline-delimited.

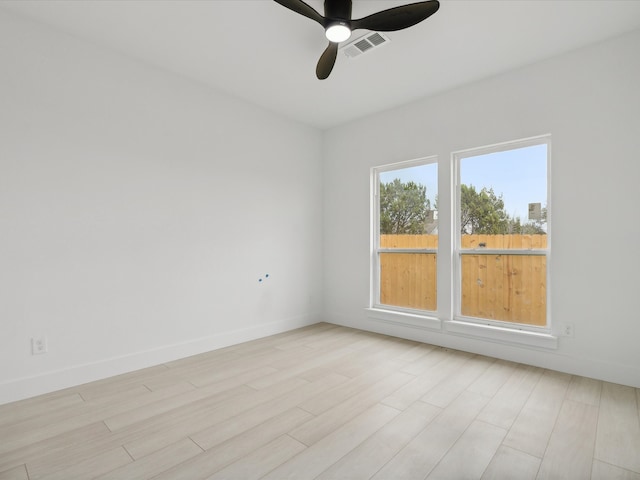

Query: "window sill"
left=366, top=308, right=442, bottom=331
left=445, top=319, right=558, bottom=350
left=365, top=310, right=558, bottom=349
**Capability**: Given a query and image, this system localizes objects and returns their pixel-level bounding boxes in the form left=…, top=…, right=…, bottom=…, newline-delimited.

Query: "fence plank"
left=380, top=253, right=437, bottom=311
left=380, top=235, right=438, bottom=249
left=380, top=235, right=547, bottom=326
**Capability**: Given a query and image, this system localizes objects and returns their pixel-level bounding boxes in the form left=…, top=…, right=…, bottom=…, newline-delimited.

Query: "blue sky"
left=380, top=163, right=438, bottom=207
left=461, top=144, right=547, bottom=221
left=380, top=144, right=547, bottom=222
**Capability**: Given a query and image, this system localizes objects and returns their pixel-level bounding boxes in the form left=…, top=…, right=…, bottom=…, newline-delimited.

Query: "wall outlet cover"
left=31, top=336, right=48, bottom=355
left=559, top=322, right=574, bottom=337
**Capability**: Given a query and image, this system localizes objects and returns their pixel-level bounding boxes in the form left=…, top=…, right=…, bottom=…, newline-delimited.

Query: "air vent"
left=341, top=32, right=390, bottom=58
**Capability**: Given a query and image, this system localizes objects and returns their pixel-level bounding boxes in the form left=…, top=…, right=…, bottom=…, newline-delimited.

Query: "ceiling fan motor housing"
left=324, top=0, right=352, bottom=27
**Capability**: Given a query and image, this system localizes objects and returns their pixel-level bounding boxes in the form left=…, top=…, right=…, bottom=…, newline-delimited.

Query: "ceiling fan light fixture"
left=274, top=0, right=440, bottom=79
left=325, top=22, right=351, bottom=43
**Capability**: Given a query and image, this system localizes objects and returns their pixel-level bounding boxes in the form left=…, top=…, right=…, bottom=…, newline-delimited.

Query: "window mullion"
left=458, top=249, right=547, bottom=256
left=378, top=248, right=437, bottom=254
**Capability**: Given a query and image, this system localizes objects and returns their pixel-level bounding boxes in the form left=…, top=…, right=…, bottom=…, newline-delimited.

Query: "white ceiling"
left=2, top=0, right=640, bottom=129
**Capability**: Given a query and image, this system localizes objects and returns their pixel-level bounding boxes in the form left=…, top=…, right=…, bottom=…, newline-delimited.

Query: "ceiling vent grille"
left=341, top=32, right=390, bottom=58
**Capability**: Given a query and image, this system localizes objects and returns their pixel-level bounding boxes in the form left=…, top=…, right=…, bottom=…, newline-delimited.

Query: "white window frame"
left=368, top=156, right=441, bottom=330
left=449, top=135, right=556, bottom=348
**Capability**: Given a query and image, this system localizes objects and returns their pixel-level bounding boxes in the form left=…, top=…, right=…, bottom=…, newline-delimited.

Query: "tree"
left=460, top=184, right=510, bottom=234
left=380, top=179, right=430, bottom=234
left=461, top=184, right=547, bottom=234
left=380, top=179, right=546, bottom=236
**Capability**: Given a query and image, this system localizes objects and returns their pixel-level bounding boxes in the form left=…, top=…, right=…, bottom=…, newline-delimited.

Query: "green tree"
left=460, top=184, right=509, bottom=234
left=461, top=184, right=547, bottom=234
left=380, top=179, right=430, bottom=234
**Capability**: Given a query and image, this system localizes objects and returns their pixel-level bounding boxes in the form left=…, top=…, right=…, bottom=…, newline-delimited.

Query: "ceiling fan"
left=274, top=0, right=440, bottom=79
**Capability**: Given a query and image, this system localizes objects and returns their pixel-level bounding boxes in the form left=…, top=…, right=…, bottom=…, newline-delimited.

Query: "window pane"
left=380, top=164, right=438, bottom=236
left=460, top=254, right=546, bottom=326
left=460, top=144, right=547, bottom=249
left=376, top=161, right=438, bottom=313
left=380, top=253, right=437, bottom=311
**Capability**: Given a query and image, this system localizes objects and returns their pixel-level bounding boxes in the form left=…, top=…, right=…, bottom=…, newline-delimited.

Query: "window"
left=453, top=136, right=550, bottom=331
left=371, top=157, right=438, bottom=316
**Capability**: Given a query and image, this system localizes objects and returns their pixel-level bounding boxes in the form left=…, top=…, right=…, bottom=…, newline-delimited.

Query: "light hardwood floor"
left=1, top=323, right=639, bottom=479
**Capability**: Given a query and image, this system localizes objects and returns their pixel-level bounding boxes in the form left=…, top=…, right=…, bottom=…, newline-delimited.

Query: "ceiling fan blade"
left=352, top=0, right=440, bottom=32
left=273, top=0, right=325, bottom=26
left=316, top=42, right=339, bottom=80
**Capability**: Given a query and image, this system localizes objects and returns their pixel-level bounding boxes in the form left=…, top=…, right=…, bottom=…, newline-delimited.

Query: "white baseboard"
left=0, top=314, right=318, bottom=406
left=327, top=311, right=640, bottom=389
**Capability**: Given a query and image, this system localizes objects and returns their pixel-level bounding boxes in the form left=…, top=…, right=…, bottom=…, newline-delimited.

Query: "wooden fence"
left=379, top=234, right=547, bottom=326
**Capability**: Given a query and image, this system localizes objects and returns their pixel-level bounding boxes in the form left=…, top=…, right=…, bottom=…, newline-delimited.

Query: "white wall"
left=0, top=11, right=323, bottom=404
left=2, top=9, right=638, bottom=406
left=323, top=29, right=640, bottom=388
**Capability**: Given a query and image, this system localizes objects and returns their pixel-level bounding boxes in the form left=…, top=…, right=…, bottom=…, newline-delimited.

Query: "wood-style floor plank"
left=481, top=446, right=541, bottom=480
left=502, top=369, right=571, bottom=457
left=0, top=393, right=84, bottom=428
left=102, top=380, right=239, bottom=431
left=206, top=434, right=307, bottom=480
left=124, top=377, right=308, bottom=460
left=34, top=446, right=132, bottom=480
left=1, top=381, right=193, bottom=457
left=288, top=371, right=414, bottom=446
left=421, top=354, right=494, bottom=408
left=382, top=349, right=471, bottom=411
left=0, top=323, right=638, bottom=480
left=426, top=419, right=507, bottom=479
left=371, top=390, right=491, bottom=479
left=298, top=363, right=401, bottom=416
left=96, top=438, right=203, bottom=480
left=189, top=373, right=348, bottom=451
left=75, top=365, right=170, bottom=401
left=535, top=399, right=599, bottom=479
left=467, top=359, right=517, bottom=398
left=591, top=460, right=640, bottom=480
left=0, top=422, right=112, bottom=475
left=476, top=364, right=543, bottom=430
left=152, top=408, right=314, bottom=479
left=316, top=400, right=441, bottom=480
left=566, top=374, right=602, bottom=406
left=595, top=382, right=640, bottom=473
left=399, top=345, right=449, bottom=376
left=0, top=465, right=28, bottom=480
left=262, top=403, right=400, bottom=480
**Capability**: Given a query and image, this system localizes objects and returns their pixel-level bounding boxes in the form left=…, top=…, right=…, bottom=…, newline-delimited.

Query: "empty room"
left=1, top=1, right=639, bottom=479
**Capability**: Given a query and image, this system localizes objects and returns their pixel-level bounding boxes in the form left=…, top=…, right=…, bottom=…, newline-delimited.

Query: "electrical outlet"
left=559, top=322, right=574, bottom=338
left=31, top=336, right=48, bottom=355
